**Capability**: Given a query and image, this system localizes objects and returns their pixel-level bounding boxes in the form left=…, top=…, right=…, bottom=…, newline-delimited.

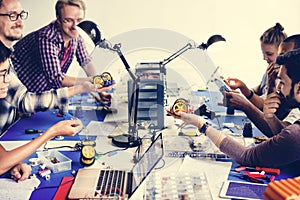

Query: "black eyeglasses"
left=0, top=66, right=10, bottom=83
left=0, top=10, right=28, bottom=21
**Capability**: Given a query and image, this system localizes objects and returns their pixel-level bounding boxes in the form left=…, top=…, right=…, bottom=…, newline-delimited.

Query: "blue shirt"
left=12, top=20, right=91, bottom=92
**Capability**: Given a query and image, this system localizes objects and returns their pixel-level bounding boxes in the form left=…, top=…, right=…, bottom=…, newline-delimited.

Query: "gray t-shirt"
left=220, top=120, right=300, bottom=168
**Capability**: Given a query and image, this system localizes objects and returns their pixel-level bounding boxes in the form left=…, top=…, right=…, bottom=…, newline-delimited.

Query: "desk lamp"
left=159, top=34, right=225, bottom=66
left=78, top=20, right=141, bottom=148
left=159, top=34, right=225, bottom=120
left=198, top=34, right=226, bottom=50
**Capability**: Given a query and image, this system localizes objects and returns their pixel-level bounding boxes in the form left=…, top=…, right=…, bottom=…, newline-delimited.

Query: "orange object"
left=263, top=176, right=300, bottom=200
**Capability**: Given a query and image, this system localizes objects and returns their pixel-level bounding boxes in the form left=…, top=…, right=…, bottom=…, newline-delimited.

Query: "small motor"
left=80, top=140, right=96, bottom=167
left=169, top=98, right=192, bottom=116
left=92, top=72, right=115, bottom=87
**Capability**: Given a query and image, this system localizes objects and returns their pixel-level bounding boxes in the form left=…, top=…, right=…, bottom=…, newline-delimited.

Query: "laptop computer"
left=68, top=133, right=164, bottom=199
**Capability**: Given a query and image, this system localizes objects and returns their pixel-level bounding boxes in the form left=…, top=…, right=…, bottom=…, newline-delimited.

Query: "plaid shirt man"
left=11, top=20, right=91, bottom=92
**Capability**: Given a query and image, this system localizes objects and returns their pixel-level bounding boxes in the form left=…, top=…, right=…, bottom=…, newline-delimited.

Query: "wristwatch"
left=246, top=90, right=254, bottom=100
left=199, top=122, right=211, bottom=135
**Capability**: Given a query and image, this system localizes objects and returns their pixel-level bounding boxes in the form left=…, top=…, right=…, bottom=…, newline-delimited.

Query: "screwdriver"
left=25, top=129, right=43, bottom=134
left=235, top=166, right=280, bottom=175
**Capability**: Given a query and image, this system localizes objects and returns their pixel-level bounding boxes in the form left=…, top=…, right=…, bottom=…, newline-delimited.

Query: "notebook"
left=68, top=133, right=164, bottom=199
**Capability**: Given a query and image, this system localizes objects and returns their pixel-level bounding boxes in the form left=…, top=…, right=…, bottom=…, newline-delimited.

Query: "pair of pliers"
left=231, top=171, right=269, bottom=183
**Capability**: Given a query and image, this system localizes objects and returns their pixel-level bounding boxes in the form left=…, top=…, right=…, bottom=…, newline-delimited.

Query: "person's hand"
left=10, top=163, right=32, bottom=182
left=81, top=81, right=115, bottom=94
left=176, top=112, right=205, bottom=128
left=266, top=63, right=280, bottom=94
left=99, top=92, right=112, bottom=104
left=263, top=92, right=281, bottom=119
left=47, top=119, right=83, bottom=138
left=225, top=78, right=247, bottom=90
left=167, top=109, right=203, bottom=127
left=222, top=91, right=250, bottom=111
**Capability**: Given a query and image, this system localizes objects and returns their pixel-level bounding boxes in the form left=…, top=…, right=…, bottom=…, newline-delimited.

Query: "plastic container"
left=37, top=150, right=72, bottom=173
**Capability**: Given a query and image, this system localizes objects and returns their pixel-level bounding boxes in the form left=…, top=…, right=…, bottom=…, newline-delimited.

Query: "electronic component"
left=25, top=129, right=43, bottom=134
left=214, top=77, right=231, bottom=92
left=92, top=71, right=114, bottom=87
left=243, top=122, right=253, bottom=138
left=38, top=169, right=51, bottom=177
left=194, top=104, right=216, bottom=120
left=80, top=145, right=96, bottom=166
left=220, top=180, right=267, bottom=200
left=168, top=98, right=192, bottom=116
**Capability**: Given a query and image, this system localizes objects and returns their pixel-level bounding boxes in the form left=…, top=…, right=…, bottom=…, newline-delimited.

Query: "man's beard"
left=285, top=87, right=300, bottom=109
left=275, top=89, right=299, bottom=120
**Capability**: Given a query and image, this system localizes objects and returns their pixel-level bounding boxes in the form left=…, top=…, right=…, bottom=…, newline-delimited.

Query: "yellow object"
left=171, top=98, right=189, bottom=115
left=82, top=145, right=95, bottom=159
left=81, top=145, right=96, bottom=166
left=93, top=75, right=104, bottom=85
left=182, top=131, right=198, bottom=136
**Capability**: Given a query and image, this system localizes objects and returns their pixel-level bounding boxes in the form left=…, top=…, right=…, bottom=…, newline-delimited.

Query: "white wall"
left=20, top=0, right=300, bottom=88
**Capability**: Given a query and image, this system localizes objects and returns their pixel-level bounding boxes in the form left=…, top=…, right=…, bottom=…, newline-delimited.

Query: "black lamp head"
left=77, top=20, right=102, bottom=46
left=198, top=34, right=226, bottom=50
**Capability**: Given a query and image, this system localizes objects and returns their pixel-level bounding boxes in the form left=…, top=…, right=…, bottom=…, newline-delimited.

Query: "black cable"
left=154, top=158, right=165, bottom=170
left=43, top=142, right=81, bottom=151
left=97, top=147, right=128, bottom=156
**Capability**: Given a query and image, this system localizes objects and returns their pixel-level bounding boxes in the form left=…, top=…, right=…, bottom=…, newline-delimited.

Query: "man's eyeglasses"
left=0, top=10, right=28, bottom=21
left=0, top=67, right=11, bottom=83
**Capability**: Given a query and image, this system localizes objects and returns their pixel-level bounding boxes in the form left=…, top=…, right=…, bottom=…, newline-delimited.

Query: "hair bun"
left=275, top=22, right=284, bottom=32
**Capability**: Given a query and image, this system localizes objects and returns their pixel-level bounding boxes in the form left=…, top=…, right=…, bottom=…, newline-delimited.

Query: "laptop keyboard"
left=96, top=170, right=127, bottom=197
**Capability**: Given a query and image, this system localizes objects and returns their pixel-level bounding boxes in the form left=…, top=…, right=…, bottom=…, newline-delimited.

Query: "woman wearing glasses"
left=0, top=40, right=83, bottom=181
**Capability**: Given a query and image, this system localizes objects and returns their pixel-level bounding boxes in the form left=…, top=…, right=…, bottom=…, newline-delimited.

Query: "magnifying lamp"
left=78, top=20, right=142, bottom=148
left=77, top=20, right=101, bottom=45
left=198, top=34, right=226, bottom=50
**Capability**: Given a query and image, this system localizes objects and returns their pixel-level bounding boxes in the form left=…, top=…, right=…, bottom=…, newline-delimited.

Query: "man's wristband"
left=246, top=90, right=254, bottom=100
left=199, top=122, right=210, bottom=135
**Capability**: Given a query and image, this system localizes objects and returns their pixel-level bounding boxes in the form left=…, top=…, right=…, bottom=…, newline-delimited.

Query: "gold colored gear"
left=172, top=101, right=188, bottom=115
left=81, top=145, right=96, bottom=159
left=93, top=75, right=104, bottom=85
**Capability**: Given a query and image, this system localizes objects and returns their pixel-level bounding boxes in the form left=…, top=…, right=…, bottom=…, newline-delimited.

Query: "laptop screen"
left=130, top=133, right=164, bottom=196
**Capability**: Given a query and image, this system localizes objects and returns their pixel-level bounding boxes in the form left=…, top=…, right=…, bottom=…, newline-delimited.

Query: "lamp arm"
left=111, top=43, right=139, bottom=138
left=160, top=42, right=194, bottom=66
left=112, top=44, right=138, bottom=82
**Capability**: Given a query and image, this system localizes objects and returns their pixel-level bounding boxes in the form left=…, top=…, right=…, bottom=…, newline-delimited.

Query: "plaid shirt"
left=0, top=67, right=69, bottom=136
left=12, top=20, right=91, bottom=92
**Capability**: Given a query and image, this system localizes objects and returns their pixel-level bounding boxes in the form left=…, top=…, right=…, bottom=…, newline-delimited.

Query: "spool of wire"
left=92, top=72, right=115, bottom=87
left=80, top=145, right=96, bottom=166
